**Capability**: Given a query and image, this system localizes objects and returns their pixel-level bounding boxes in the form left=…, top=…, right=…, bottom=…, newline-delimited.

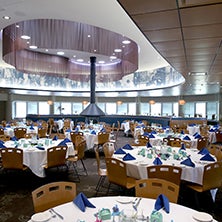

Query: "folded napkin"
left=73, top=192, right=96, bottom=212
left=154, top=194, right=170, bottom=213
left=151, top=131, right=157, bottom=134
left=10, top=136, right=18, bottom=141
left=180, top=143, right=186, bottom=150
left=100, top=128, right=106, bottom=132
left=0, top=140, right=4, bottom=144
left=91, top=130, right=96, bottom=135
left=122, top=143, right=133, bottom=150
left=122, top=153, right=136, bottom=161
left=180, top=157, right=195, bottom=167
left=183, top=135, right=191, bottom=141
left=114, top=148, right=126, bottom=154
left=29, top=125, right=34, bottom=130
left=194, top=134, right=202, bottom=139
left=153, top=157, right=162, bottom=165
left=200, top=153, right=215, bottom=162
left=180, top=130, right=184, bottom=134
left=209, top=128, right=216, bottom=132
left=58, top=138, right=72, bottom=146
left=148, top=134, right=155, bottom=138
left=198, top=148, right=209, bottom=155
left=146, top=142, right=152, bottom=148
left=36, top=146, right=45, bottom=150
left=189, top=124, right=196, bottom=127
left=52, top=135, right=58, bottom=141
left=0, top=143, right=6, bottom=148
left=65, top=129, right=72, bottom=132
left=193, top=132, right=198, bottom=137
left=143, top=132, right=149, bottom=137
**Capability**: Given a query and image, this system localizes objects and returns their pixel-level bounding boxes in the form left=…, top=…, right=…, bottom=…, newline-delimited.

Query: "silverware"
left=50, top=208, right=64, bottom=220
left=133, top=197, right=142, bottom=211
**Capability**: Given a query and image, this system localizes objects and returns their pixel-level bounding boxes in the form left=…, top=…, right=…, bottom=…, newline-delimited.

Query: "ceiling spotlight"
left=110, top=56, right=117, bottom=60
left=76, top=59, right=84, bottom=62
left=3, top=16, right=11, bottom=20
left=21, top=35, right=31, bottom=40
left=98, top=61, right=105, bottom=64
left=57, top=51, right=64, bottom=55
left=29, top=45, right=38, bottom=49
left=122, top=40, right=131, bottom=44
left=114, top=49, right=122, bottom=52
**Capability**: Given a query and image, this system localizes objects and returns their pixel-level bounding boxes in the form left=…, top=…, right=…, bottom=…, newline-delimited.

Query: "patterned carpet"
left=1, top=132, right=222, bottom=222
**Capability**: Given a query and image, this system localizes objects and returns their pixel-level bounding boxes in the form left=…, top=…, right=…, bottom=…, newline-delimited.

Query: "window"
left=117, top=103, right=127, bottom=115
left=207, top=102, right=218, bottom=120
left=61, top=102, right=71, bottom=114
left=27, top=102, right=38, bottom=115
left=162, top=103, right=172, bottom=116
left=128, top=103, right=136, bottom=115
left=14, top=101, right=27, bottom=118
left=195, top=102, right=206, bottom=118
left=140, top=103, right=150, bottom=115
left=106, top=103, right=116, bottom=114
left=38, top=102, right=50, bottom=115
left=73, top=103, right=82, bottom=114
left=150, top=103, right=161, bottom=116
left=183, top=102, right=195, bottom=117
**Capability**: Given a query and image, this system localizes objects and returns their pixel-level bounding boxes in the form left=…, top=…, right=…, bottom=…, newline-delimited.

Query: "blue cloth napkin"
left=209, top=128, right=216, bottom=132
left=180, top=157, right=195, bottom=167
left=52, top=135, right=58, bottom=141
left=58, top=138, right=72, bottom=146
left=100, top=128, right=106, bottom=132
left=180, top=143, right=186, bottom=150
left=122, top=153, right=136, bottom=161
left=198, top=148, right=209, bottom=155
left=194, top=134, right=202, bottom=139
left=0, top=143, right=6, bottom=148
left=153, top=157, right=162, bottom=165
left=193, top=132, right=198, bottom=137
left=114, top=148, right=126, bottom=154
left=143, top=132, right=149, bottom=137
left=65, top=129, right=72, bottom=132
left=200, top=153, right=215, bottom=162
left=73, top=192, right=96, bottom=212
left=183, top=135, right=191, bottom=140
left=10, top=136, right=18, bottom=141
left=36, top=146, right=45, bottom=150
left=0, top=140, right=4, bottom=144
left=180, top=130, right=184, bottom=134
left=151, top=131, right=157, bottom=134
left=29, top=125, right=34, bottom=130
left=146, top=142, right=152, bottom=148
left=154, top=194, right=170, bottom=213
left=91, top=130, right=96, bottom=135
left=122, top=144, right=133, bottom=150
left=148, top=134, right=155, bottom=138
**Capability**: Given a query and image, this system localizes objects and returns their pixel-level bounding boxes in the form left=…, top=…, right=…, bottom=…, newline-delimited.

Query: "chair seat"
left=126, top=177, right=136, bottom=189
left=98, top=168, right=107, bottom=177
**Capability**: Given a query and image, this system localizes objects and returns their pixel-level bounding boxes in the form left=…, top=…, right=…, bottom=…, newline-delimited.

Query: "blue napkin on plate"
left=143, top=132, right=149, bottom=137
left=198, top=148, right=209, bottom=155
left=154, top=194, right=170, bottom=213
left=148, top=134, right=155, bottom=138
left=114, top=148, right=126, bottom=154
left=91, top=130, right=96, bottom=135
left=10, top=136, right=18, bottom=141
left=52, top=135, right=58, bottom=141
left=73, top=192, right=96, bottom=212
left=180, top=157, right=195, bottom=167
left=0, top=143, right=6, bottom=148
left=183, top=135, right=191, bottom=141
left=0, top=140, right=4, bottom=144
left=122, top=143, right=133, bottom=150
left=151, top=131, right=157, bottom=134
left=58, top=138, right=72, bottom=146
left=193, top=132, right=198, bottom=137
left=153, top=157, right=162, bottom=165
left=180, top=143, right=186, bottom=150
left=30, top=125, right=34, bottom=130
left=194, top=134, right=202, bottom=139
left=200, top=153, right=215, bottom=162
left=36, top=146, right=45, bottom=150
left=180, top=130, right=184, bottom=134
left=146, top=142, right=152, bottom=148
left=122, top=153, right=136, bottom=161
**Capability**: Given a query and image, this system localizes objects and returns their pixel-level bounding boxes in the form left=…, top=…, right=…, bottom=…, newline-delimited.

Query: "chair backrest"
left=46, top=146, right=67, bottom=168
left=170, top=140, right=181, bottom=147
left=215, top=131, right=222, bottom=143
left=74, top=135, right=85, bottom=147
left=0, top=134, right=11, bottom=141
left=208, top=144, right=219, bottom=156
left=38, top=127, right=48, bottom=138
left=14, top=127, right=27, bottom=139
left=182, top=141, right=191, bottom=149
left=103, top=142, right=115, bottom=158
left=32, top=181, right=76, bottom=212
left=147, top=165, right=182, bottom=185
left=70, top=132, right=84, bottom=144
left=76, top=140, right=86, bottom=160
left=135, top=178, right=179, bottom=203
left=215, top=146, right=222, bottom=161
left=105, top=158, right=128, bottom=187
left=137, top=135, right=149, bottom=146
left=0, top=127, right=4, bottom=135
left=202, top=162, right=222, bottom=191
left=197, top=137, right=209, bottom=150
left=0, top=148, right=24, bottom=169
left=97, top=132, right=110, bottom=145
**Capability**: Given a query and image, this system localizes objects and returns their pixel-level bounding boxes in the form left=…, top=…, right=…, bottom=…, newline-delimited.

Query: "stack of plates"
left=192, top=212, right=213, bottom=222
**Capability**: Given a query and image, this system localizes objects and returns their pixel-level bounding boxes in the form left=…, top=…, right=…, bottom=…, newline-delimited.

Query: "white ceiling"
left=0, top=0, right=221, bottom=97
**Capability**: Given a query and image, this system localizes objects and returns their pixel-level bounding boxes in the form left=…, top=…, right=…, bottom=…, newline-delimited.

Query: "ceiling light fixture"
left=114, top=49, right=122, bottom=52
left=122, top=40, right=131, bottom=44
left=57, top=51, right=64, bottom=55
left=3, top=16, right=11, bottom=20
left=21, top=35, right=30, bottom=40
left=29, top=45, right=38, bottom=49
left=188, top=72, right=207, bottom=76
left=149, top=100, right=155, bottom=105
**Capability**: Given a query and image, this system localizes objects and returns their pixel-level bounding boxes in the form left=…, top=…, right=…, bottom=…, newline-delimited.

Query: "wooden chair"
left=0, top=135, right=11, bottom=142
left=94, top=132, right=110, bottom=150
left=70, top=132, right=84, bottom=147
left=105, top=158, right=136, bottom=194
left=44, top=146, right=68, bottom=170
left=147, top=165, right=182, bottom=186
left=135, top=178, right=179, bottom=203
left=170, top=140, right=182, bottom=147
left=0, top=148, right=28, bottom=171
left=0, top=127, right=4, bottom=135
left=103, top=142, right=115, bottom=158
left=38, top=127, right=48, bottom=138
left=94, top=146, right=107, bottom=194
left=197, top=137, right=209, bottom=150
left=215, top=146, right=222, bottom=161
left=182, top=141, right=191, bottom=149
left=208, top=144, right=219, bottom=156
left=14, top=127, right=27, bottom=139
left=32, top=181, right=76, bottom=213
left=215, top=131, right=222, bottom=144
left=134, top=135, right=149, bottom=146
left=66, top=140, right=88, bottom=175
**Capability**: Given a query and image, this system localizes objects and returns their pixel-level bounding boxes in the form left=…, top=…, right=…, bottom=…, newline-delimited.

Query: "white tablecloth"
left=4, top=138, right=75, bottom=177
left=28, top=196, right=217, bottom=222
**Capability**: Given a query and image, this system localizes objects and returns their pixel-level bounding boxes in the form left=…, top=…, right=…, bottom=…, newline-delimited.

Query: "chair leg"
left=80, top=159, right=88, bottom=175
left=95, top=176, right=106, bottom=195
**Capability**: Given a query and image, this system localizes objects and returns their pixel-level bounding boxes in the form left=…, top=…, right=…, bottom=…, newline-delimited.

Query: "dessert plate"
left=192, top=212, right=213, bottom=222
left=116, top=196, right=132, bottom=204
left=31, top=211, right=51, bottom=222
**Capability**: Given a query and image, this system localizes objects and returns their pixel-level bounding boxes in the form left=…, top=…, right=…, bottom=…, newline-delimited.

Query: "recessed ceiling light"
left=16, top=25, right=20, bottom=28
left=21, top=35, right=30, bottom=40
left=87, top=34, right=91, bottom=38
left=98, top=61, right=105, bottom=64
left=29, top=45, right=38, bottom=49
left=57, top=51, right=64, bottom=55
left=76, top=59, right=84, bottom=62
left=3, top=16, right=11, bottom=20
left=110, top=56, right=117, bottom=60
left=188, top=72, right=207, bottom=76
left=114, top=49, right=122, bottom=52
left=122, top=40, right=131, bottom=44
left=45, top=49, right=48, bottom=52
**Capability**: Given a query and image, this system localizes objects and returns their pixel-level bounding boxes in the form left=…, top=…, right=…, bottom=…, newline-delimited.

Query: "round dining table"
left=28, top=196, right=217, bottom=222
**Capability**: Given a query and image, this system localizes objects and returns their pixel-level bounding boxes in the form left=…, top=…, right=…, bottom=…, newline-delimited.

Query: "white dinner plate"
left=192, top=212, right=213, bottom=222
left=116, top=196, right=132, bottom=204
left=31, top=211, right=51, bottom=222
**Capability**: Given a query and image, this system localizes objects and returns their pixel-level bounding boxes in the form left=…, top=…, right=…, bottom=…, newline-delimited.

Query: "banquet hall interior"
left=1, top=0, right=222, bottom=222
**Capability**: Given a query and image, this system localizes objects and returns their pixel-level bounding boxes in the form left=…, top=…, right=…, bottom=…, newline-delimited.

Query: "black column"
left=90, top=56, right=96, bottom=104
